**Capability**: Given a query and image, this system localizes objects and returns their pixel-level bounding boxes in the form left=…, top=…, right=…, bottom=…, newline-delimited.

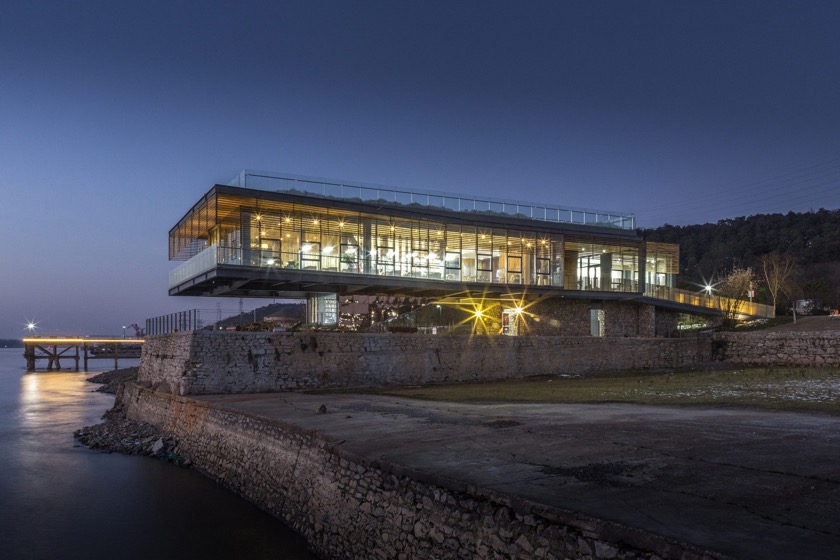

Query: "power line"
left=642, top=156, right=840, bottom=224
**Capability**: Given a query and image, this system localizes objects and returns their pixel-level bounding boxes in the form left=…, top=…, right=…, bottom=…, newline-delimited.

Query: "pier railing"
left=22, top=336, right=144, bottom=371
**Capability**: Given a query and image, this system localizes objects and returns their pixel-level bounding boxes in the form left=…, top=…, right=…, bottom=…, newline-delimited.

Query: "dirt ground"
left=761, top=314, right=840, bottom=332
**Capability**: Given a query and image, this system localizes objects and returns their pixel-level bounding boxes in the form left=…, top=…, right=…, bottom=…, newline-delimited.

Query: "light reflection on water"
left=0, top=349, right=318, bottom=560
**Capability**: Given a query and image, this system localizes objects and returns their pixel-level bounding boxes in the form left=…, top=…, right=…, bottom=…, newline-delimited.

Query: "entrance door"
left=502, top=309, right=519, bottom=336
left=590, top=308, right=605, bottom=337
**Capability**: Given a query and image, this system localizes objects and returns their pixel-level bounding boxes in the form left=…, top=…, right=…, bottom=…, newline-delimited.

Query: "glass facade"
left=166, top=183, right=783, bottom=321
left=168, top=190, right=665, bottom=293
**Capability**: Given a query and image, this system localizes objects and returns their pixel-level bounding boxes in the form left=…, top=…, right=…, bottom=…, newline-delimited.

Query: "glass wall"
left=225, top=206, right=582, bottom=288
left=170, top=192, right=680, bottom=293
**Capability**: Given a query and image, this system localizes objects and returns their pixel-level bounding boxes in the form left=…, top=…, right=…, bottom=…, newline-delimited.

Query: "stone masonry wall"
left=122, top=383, right=721, bottom=560
left=714, top=331, right=840, bottom=367
left=522, top=300, right=662, bottom=338
left=139, top=331, right=713, bottom=395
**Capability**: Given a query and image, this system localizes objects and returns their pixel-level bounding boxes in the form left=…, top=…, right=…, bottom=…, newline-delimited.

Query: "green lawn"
left=346, top=368, right=840, bottom=415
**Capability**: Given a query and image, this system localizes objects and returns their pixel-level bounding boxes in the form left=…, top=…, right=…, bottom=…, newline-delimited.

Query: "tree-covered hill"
left=643, top=208, right=840, bottom=309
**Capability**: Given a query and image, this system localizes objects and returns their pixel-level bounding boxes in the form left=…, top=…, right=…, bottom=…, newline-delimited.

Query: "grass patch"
left=732, top=315, right=793, bottom=331
left=342, top=368, right=840, bottom=415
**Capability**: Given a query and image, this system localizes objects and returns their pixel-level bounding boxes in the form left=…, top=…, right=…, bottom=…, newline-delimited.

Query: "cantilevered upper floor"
left=169, top=171, right=679, bottom=300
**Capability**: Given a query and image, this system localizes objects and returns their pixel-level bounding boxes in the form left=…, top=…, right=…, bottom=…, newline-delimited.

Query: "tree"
left=760, top=252, right=797, bottom=311
left=716, top=267, right=756, bottom=329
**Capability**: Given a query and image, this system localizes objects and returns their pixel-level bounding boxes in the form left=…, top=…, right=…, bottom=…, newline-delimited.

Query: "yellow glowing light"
left=285, top=217, right=291, bottom=223
left=23, top=338, right=145, bottom=344
left=474, top=309, right=483, bottom=318
left=313, top=219, right=319, bottom=225
left=255, top=214, right=262, bottom=221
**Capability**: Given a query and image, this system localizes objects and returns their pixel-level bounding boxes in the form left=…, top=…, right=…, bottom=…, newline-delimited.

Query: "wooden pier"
left=22, top=337, right=145, bottom=371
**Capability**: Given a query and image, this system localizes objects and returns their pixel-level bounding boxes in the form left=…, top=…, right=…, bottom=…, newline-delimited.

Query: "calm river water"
left=0, top=348, right=319, bottom=560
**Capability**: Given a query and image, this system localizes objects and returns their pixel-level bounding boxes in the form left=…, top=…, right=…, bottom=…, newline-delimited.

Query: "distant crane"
left=128, top=323, right=145, bottom=338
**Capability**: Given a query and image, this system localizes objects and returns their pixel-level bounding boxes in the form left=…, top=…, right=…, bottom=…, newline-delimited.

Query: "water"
left=0, top=349, right=319, bottom=560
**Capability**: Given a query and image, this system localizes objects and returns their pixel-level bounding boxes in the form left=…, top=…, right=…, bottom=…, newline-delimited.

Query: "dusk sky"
left=2, top=1, right=839, bottom=338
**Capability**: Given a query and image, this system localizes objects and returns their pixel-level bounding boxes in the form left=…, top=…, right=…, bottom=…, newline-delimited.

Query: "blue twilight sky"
left=1, top=0, right=839, bottom=338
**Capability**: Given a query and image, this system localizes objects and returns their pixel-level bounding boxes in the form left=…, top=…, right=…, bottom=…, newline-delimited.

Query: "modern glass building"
left=167, top=171, right=770, bottom=335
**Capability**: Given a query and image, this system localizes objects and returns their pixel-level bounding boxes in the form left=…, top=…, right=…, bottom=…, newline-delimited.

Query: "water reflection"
left=0, top=350, right=318, bottom=560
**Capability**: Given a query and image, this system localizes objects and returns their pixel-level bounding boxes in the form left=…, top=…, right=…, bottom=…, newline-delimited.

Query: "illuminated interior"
left=169, top=188, right=677, bottom=293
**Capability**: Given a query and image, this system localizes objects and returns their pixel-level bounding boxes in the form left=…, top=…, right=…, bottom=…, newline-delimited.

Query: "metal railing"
left=229, top=170, right=636, bottom=230
left=146, top=310, right=204, bottom=335
left=645, top=286, right=776, bottom=319
left=170, top=244, right=643, bottom=294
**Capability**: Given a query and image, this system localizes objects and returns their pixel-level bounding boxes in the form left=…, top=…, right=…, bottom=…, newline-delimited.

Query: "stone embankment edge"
left=138, top=331, right=713, bottom=396
left=122, top=382, right=727, bottom=560
left=713, top=331, right=840, bottom=367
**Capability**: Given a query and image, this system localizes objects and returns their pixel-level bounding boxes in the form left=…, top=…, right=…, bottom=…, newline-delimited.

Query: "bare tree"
left=760, top=252, right=797, bottom=311
left=717, top=267, right=756, bottom=329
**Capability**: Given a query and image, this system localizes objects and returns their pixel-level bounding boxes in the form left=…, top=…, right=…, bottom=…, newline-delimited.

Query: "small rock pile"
left=74, top=368, right=188, bottom=466
left=86, top=366, right=140, bottom=394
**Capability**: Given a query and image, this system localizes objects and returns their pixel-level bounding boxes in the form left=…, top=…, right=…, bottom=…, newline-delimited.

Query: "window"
left=444, top=251, right=461, bottom=280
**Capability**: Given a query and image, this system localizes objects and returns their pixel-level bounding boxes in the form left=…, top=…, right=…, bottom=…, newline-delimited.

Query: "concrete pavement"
left=192, top=392, right=840, bottom=559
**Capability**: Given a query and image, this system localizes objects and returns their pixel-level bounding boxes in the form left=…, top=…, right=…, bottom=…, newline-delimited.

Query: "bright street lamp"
left=122, top=325, right=126, bottom=339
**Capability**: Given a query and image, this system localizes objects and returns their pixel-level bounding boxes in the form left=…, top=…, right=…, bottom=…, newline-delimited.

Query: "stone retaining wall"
left=122, top=383, right=721, bottom=560
left=139, top=331, right=712, bottom=395
left=713, top=331, right=840, bottom=367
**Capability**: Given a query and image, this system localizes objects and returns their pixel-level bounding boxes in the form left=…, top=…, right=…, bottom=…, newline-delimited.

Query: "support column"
left=638, top=304, right=656, bottom=337
left=638, top=243, right=647, bottom=294
left=564, top=251, right=579, bottom=290
left=24, top=344, right=35, bottom=370
left=600, top=253, right=612, bottom=291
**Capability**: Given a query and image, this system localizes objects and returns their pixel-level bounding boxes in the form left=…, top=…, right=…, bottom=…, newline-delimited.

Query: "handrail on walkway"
left=645, top=286, right=775, bottom=319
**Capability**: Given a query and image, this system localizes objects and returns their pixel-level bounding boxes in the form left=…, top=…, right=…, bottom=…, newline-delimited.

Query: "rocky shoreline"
left=74, top=367, right=188, bottom=466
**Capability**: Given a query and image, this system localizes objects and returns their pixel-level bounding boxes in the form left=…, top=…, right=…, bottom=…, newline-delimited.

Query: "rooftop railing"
left=229, top=170, right=636, bottom=230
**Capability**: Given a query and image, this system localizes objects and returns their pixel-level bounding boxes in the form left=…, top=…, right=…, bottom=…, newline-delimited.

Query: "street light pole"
left=122, top=325, right=126, bottom=339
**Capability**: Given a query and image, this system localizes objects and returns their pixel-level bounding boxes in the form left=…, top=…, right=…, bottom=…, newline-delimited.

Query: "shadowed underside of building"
left=166, top=171, right=773, bottom=336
